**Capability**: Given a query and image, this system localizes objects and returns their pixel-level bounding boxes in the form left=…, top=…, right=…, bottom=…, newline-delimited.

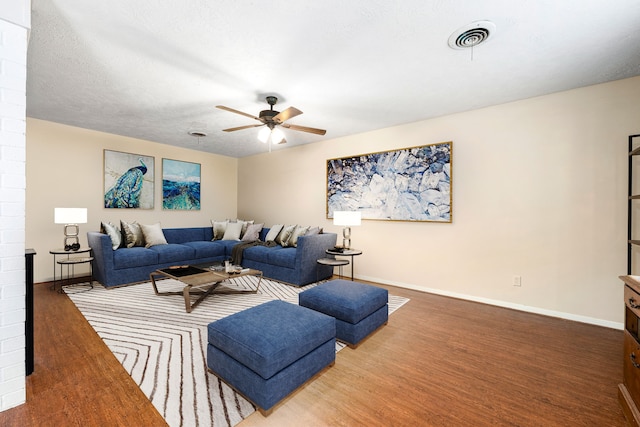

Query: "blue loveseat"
left=87, top=226, right=337, bottom=288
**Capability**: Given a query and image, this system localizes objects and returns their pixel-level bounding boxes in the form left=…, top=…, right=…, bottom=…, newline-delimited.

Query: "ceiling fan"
left=216, top=96, right=326, bottom=145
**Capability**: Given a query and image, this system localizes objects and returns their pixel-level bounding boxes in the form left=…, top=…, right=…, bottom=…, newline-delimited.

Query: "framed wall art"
left=326, top=141, right=452, bottom=222
left=104, top=150, right=155, bottom=209
left=162, top=158, right=201, bottom=210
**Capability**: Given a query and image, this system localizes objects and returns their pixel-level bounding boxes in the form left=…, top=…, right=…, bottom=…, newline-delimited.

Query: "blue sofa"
left=87, top=226, right=337, bottom=288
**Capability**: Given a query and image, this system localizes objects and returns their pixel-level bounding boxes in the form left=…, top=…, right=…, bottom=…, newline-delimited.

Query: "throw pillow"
left=305, top=226, right=322, bottom=236
left=140, top=222, right=168, bottom=248
left=100, top=221, right=122, bottom=250
left=222, top=221, right=243, bottom=240
left=265, top=224, right=284, bottom=242
left=236, top=219, right=254, bottom=238
left=211, top=220, right=228, bottom=241
left=287, top=225, right=310, bottom=247
left=241, top=223, right=263, bottom=242
left=120, top=220, right=145, bottom=248
left=275, top=224, right=296, bottom=246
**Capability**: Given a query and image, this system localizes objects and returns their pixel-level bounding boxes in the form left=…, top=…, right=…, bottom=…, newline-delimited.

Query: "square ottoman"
left=207, top=300, right=336, bottom=416
left=299, top=279, right=388, bottom=348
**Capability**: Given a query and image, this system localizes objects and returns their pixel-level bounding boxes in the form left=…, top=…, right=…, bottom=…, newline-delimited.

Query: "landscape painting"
left=104, top=150, right=155, bottom=209
left=162, top=159, right=201, bottom=210
left=326, top=141, right=452, bottom=222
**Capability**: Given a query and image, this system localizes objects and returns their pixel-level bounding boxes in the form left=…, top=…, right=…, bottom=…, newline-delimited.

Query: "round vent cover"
left=448, top=20, right=496, bottom=50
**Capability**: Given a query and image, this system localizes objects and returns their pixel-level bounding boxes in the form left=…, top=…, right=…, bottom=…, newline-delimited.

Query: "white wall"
left=0, top=0, right=30, bottom=412
left=239, top=76, right=640, bottom=328
left=25, top=119, right=239, bottom=283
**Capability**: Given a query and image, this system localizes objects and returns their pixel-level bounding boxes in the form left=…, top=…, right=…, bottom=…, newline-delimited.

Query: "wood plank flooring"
left=0, top=279, right=627, bottom=426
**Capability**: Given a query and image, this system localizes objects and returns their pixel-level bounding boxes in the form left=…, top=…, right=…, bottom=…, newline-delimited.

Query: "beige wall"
left=26, top=119, right=238, bottom=283
left=25, top=76, right=639, bottom=327
left=239, top=76, right=640, bottom=328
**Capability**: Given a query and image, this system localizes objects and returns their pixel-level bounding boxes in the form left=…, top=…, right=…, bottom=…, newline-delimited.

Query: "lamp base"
left=64, top=224, right=81, bottom=251
left=342, top=227, right=351, bottom=250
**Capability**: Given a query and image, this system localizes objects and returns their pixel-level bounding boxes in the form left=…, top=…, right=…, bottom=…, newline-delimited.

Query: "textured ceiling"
left=26, top=0, right=640, bottom=158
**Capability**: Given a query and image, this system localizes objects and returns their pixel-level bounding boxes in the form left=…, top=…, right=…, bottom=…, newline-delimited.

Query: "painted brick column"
left=0, top=1, right=30, bottom=412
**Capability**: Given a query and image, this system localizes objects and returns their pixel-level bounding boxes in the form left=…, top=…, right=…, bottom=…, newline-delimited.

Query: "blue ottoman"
left=206, top=300, right=335, bottom=416
left=299, top=279, right=388, bottom=348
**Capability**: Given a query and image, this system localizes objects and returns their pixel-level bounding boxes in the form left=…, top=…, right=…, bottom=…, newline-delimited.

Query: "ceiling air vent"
left=448, top=20, right=496, bottom=50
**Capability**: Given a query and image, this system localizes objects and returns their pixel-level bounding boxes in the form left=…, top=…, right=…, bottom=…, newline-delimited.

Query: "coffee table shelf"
left=149, top=265, right=263, bottom=313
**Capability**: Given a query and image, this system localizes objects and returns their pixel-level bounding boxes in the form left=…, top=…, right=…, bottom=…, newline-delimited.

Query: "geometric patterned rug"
left=64, top=276, right=409, bottom=427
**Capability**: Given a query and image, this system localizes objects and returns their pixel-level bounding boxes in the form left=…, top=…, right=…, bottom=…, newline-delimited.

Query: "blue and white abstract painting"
left=162, top=159, right=201, bottom=210
left=326, top=142, right=452, bottom=222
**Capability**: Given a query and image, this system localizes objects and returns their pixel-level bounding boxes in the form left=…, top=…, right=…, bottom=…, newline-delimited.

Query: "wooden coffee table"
left=149, top=265, right=263, bottom=313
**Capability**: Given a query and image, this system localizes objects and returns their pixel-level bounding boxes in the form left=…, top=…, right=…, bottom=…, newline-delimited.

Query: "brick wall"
left=0, top=3, right=29, bottom=411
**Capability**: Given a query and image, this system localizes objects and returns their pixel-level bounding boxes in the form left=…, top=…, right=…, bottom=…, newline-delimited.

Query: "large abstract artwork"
left=104, top=150, right=155, bottom=209
left=327, top=141, right=452, bottom=222
left=162, top=158, right=201, bottom=210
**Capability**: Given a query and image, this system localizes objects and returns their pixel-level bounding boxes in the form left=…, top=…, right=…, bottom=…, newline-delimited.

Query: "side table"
left=317, top=257, right=350, bottom=281
left=50, top=247, right=93, bottom=293
left=325, top=248, right=362, bottom=281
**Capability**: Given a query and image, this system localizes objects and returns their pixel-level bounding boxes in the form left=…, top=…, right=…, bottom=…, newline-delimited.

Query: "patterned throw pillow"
left=211, top=220, right=228, bottom=241
left=265, top=224, right=284, bottom=242
left=101, top=221, right=122, bottom=250
left=241, top=223, right=263, bottom=242
left=236, top=219, right=254, bottom=238
left=285, top=225, right=310, bottom=247
left=275, top=225, right=296, bottom=246
left=120, top=220, right=145, bottom=248
left=305, top=226, right=322, bottom=236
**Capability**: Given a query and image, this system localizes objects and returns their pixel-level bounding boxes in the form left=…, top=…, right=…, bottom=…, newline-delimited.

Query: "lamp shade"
left=333, top=211, right=361, bottom=226
left=54, top=208, right=87, bottom=224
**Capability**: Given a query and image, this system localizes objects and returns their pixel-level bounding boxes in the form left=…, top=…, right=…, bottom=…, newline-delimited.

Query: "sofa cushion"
left=113, top=247, right=158, bottom=269
left=182, top=241, right=226, bottom=258
left=267, top=247, right=297, bottom=268
left=149, top=243, right=195, bottom=264
left=164, top=227, right=206, bottom=244
left=242, top=245, right=273, bottom=263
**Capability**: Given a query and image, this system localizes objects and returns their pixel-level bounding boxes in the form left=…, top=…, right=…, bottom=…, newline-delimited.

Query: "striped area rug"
left=64, top=276, right=409, bottom=427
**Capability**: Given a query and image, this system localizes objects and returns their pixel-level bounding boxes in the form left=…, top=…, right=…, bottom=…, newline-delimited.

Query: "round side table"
left=316, top=258, right=350, bottom=281
left=325, top=249, right=362, bottom=281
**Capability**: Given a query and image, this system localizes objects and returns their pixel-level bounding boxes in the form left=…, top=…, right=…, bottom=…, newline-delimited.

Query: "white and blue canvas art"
left=326, top=142, right=452, bottom=222
left=104, top=150, right=155, bottom=209
left=162, top=158, right=201, bottom=210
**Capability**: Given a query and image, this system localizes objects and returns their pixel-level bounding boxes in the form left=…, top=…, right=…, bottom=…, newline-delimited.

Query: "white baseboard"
left=356, top=274, right=623, bottom=331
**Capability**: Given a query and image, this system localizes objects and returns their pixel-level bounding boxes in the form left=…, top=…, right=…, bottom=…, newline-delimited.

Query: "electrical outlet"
left=513, top=276, right=522, bottom=287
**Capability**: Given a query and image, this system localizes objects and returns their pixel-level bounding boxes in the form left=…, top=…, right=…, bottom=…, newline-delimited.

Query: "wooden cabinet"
left=620, top=275, right=640, bottom=426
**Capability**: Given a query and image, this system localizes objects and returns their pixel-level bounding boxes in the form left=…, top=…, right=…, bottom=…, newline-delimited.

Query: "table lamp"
left=333, top=211, right=361, bottom=249
left=54, top=208, right=87, bottom=251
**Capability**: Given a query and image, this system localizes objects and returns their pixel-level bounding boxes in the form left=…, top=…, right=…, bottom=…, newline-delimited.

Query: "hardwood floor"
left=0, top=279, right=627, bottom=426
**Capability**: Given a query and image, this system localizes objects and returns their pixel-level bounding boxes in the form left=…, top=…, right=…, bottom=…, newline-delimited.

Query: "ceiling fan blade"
left=273, top=106, right=303, bottom=124
left=216, top=105, right=262, bottom=121
left=281, top=123, right=327, bottom=135
left=222, top=124, right=264, bottom=132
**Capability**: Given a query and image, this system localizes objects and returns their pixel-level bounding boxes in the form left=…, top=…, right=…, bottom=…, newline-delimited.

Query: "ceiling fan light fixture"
left=257, top=126, right=271, bottom=143
left=271, top=127, right=285, bottom=144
